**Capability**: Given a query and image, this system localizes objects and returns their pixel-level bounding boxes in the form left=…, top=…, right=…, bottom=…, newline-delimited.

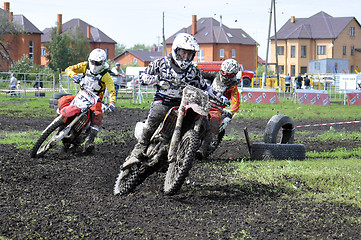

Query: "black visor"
left=90, top=60, right=103, bottom=66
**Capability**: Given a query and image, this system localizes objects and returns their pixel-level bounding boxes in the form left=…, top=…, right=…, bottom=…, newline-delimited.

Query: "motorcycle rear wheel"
left=164, top=130, right=199, bottom=196
left=30, top=117, right=65, bottom=158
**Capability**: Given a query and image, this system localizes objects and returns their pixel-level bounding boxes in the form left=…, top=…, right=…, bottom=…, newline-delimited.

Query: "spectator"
left=323, top=77, right=328, bottom=90
left=33, top=76, right=43, bottom=89
left=111, top=62, right=126, bottom=100
left=284, top=73, right=291, bottom=92
left=295, top=73, right=303, bottom=89
left=304, top=75, right=311, bottom=90
left=16, top=81, right=23, bottom=97
left=9, top=73, right=17, bottom=96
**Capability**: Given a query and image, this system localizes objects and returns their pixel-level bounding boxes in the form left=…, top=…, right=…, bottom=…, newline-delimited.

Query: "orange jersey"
left=224, top=85, right=240, bottom=114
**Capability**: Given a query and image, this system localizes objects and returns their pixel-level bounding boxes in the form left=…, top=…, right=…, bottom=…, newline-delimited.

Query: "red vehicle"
left=196, top=61, right=255, bottom=87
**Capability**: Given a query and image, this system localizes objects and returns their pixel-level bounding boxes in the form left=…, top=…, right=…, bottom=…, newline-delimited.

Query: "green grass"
left=232, top=157, right=361, bottom=207
left=235, top=99, right=361, bottom=120
left=0, top=95, right=153, bottom=118
left=0, top=129, right=132, bottom=150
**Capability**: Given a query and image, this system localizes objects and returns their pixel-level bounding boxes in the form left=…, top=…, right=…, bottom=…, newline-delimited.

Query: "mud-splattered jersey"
left=140, top=55, right=223, bottom=106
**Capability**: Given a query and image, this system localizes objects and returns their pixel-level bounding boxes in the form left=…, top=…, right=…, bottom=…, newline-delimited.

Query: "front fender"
left=60, top=105, right=81, bottom=118
left=184, top=103, right=209, bottom=116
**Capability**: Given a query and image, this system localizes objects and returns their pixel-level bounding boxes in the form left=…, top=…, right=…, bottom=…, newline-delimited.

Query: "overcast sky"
left=7, top=0, right=361, bottom=59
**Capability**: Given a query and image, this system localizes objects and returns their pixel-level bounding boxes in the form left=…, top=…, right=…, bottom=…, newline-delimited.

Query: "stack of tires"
left=49, top=92, right=71, bottom=112
left=250, top=114, right=306, bottom=160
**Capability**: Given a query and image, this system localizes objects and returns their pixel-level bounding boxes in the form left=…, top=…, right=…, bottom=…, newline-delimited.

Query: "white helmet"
left=171, top=33, right=199, bottom=70
left=88, top=48, right=108, bottom=74
left=220, top=59, right=239, bottom=84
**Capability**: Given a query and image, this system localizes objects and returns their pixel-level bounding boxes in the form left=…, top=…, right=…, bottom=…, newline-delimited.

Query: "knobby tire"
left=30, top=117, right=65, bottom=158
left=164, top=130, right=199, bottom=196
left=114, top=164, right=142, bottom=196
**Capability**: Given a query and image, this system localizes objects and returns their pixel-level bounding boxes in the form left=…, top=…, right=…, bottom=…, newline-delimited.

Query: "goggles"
left=90, top=60, right=104, bottom=66
left=221, top=70, right=236, bottom=78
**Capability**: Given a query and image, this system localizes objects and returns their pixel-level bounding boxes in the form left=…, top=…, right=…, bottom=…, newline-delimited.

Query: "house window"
left=198, top=49, right=204, bottom=62
left=104, top=48, right=108, bottom=59
left=29, top=40, right=34, bottom=59
left=300, top=66, right=307, bottom=74
left=291, top=65, right=295, bottom=76
left=315, top=62, right=320, bottom=70
left=351, top=46, right=354, bottom=56
left=220, top=49, right=224, bottom=58
left=351, top=65, right=354, bottom=73
left=277, top=46, right=284, bottom=55
left=232, top=49, right=236, bottom=58
left=132, top=58, right=137, bottom=64
left=301, top=46, right=307, bottom=58
left=317, top=45, right=326, bottom=55
left=350, top=27, right=355, bottom=36
left=41, top=48, right=46, bottom=57
left=291, top=46, right=296, bottom=58
left=343, top=46, right=347, bottom=56
left=278, top=65, right=284, bottom=74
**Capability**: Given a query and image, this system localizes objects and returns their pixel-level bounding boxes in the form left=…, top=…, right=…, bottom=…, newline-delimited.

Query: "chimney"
left=192, top=15, right=197, bottom=35
left=220, top=15, right=223, bottom=27
left=291, top=16, right=295, bottom=23
left=4, top=2, right=10, bottom=11
left=57, top=14, right=62, bottom=35
left=4, top=2, right=11, bottom=22
left=87, top=26, right=91, bottom=39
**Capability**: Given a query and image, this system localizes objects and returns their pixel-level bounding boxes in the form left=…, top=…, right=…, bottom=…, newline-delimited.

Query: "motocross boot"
left=84, top=126, right=98, bottom=154
left=196, top=132, right=215, bottom=160
left=123, top=125, right=154, bottom=168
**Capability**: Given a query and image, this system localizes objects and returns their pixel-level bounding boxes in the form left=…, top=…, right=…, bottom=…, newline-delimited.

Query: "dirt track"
left=1, top=108, right=361, bottom=239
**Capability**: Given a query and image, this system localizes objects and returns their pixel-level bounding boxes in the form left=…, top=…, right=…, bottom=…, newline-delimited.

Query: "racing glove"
left=109, top=102, right=116, bottom=111
left=220, top=95, right=230, bottom=107
left=72, top=75, right=81, bottom=84
left=223, top=109, right=234, bottom=119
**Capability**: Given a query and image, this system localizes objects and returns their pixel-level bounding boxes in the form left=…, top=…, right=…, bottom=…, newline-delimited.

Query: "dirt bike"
left=199, top=100, right=233, bottom=159
left=30, top=86, right=108, bottom=158
left=114, top=84, right=211, bottom=196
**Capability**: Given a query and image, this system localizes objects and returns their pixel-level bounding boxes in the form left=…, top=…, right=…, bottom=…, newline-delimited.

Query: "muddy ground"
left=0, top=108, right=361, bottom=239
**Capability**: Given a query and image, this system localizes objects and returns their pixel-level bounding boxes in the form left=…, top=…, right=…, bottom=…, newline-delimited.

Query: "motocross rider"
left=124, top=33, right=230, bottom=165
left=60, top=48, right=116, bottom=153
left=197, top=58, right=241, bottom=159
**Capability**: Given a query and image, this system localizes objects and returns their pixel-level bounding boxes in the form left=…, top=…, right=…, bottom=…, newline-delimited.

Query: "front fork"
left=167, top=106, right=203, bottom=162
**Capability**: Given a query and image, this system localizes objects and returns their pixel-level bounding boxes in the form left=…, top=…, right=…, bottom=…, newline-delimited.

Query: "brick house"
left=165, top=15, right=258, bottom=71
left=270, top=11, right=361, bottom=76
left=113, top=50, right=163, bottom=67
left=41, top=14, right=117, bottom=67
left=0, top=2, right=42, bottom=71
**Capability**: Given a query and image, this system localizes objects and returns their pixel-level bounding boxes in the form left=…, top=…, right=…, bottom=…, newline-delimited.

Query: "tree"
left=129, top=43, right=152, bottom=51
left=45, top=26, right=90, bottom=72
left=9, top=54, right=54, bottom=81
left=115, top=43, right=126, bottom=57
left=67, top=26, right=90, bottom=64
left=45, top=28, right=71, bottom=72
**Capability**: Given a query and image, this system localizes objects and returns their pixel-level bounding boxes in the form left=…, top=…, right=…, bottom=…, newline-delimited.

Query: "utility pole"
left=263, top=0, right=279, bottom=89
left=273, top=0, right=280, bottom=88
left=162, top=12, right=167, bottom=56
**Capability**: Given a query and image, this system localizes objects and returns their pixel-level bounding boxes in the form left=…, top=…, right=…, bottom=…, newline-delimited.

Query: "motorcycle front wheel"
left=114, top=164, right=142, bottom=196
left=164, top=129, right=199, bottom=196
left=30, top=116, right=65, bottom=158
